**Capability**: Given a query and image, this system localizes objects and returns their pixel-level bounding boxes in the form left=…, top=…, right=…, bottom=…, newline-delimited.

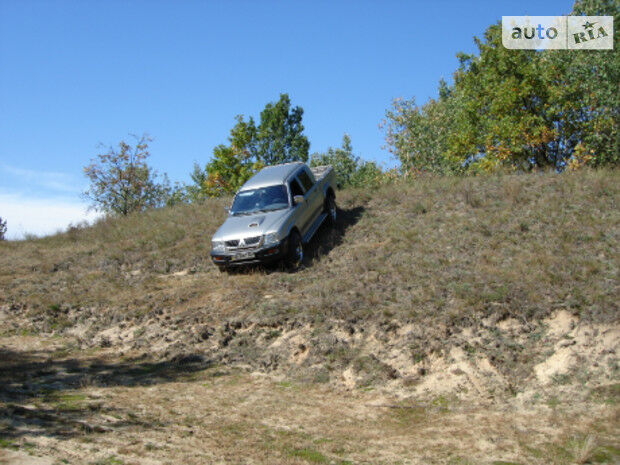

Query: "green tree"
left=384, top=92, right=462, bottom=175
left=183, top=162, right=209, bottom=202
left=204, top=143, right=262, bottom=197
left=193, top=94, right=308, bottom=197
left=83, top=134, right=171, bottom=215
left=545, top=0, right=619, bottom=169
left=256, top=93, right=310, bottom=165
left=310, top=134, right=384, bottom=188
left=448, top=23, right=555, bottom=171
left=348, top=160, right=384, bottom=188
left=383, top=0, right=619, bottom=173
left=309, top=134, right=359, bottom=187
left=188, top=116, right=263, bottom=197
left=165, top=180, right=192, bottom=206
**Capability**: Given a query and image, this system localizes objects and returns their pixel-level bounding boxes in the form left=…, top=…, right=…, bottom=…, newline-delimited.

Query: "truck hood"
left=212, top=208, right=291, bottom=242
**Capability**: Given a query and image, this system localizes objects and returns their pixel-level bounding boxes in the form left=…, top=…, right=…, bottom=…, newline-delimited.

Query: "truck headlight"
left=211, top=240, right=226, bottom=252
left=263, top=232, right=280, bottom=247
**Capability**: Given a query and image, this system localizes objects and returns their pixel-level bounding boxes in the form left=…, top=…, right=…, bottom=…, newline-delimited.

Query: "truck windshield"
left=230, top=185, right=289, bottom=215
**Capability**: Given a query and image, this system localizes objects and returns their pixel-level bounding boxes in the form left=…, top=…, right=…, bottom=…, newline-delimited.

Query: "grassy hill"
left=1, top=170, right=618, bottom=464
left=2, top=171, right=618, bottom=376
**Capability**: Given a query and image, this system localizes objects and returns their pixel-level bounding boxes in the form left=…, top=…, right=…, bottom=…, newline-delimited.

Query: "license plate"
left=231, top=251, right=255, bottom=261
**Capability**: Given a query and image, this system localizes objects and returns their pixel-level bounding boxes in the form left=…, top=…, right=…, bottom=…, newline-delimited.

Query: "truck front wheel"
left=285, top=231, right=303, bottom=270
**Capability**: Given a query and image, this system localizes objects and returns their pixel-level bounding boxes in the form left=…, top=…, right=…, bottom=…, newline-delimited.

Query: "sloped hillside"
left=1, top=170, right=618, bottom=400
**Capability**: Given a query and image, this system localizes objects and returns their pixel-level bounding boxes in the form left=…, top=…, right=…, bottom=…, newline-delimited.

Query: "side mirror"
left=293, top=195, right=304, bottom=206
left=224, top=205, right=230, bottom=213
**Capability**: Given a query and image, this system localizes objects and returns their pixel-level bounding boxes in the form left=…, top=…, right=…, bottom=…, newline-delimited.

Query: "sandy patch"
left=0, top=450, right=54, bottom=465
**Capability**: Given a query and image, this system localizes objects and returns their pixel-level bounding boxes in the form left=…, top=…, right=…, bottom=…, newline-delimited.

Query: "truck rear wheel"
left=325, top=194, right=337, bottom=225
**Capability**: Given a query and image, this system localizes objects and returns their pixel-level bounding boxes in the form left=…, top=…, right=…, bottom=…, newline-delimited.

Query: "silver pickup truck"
left=210, top=162, right=337, bottom=271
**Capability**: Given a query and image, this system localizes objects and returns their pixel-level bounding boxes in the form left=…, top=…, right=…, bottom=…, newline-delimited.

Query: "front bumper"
left=210, top=238, right=288, bottom=267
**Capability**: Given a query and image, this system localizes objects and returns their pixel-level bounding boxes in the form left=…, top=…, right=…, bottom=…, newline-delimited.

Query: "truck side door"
left=297, top=168, right=322, bottom=226
left=289, top=177, right=312, bottom=236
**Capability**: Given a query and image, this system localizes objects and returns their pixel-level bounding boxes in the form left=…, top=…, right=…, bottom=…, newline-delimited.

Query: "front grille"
left=225, top=236, right=262, bottom=249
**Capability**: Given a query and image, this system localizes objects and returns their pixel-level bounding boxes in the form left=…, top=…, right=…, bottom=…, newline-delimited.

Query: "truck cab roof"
left=239, top=162, right=306, bottom=191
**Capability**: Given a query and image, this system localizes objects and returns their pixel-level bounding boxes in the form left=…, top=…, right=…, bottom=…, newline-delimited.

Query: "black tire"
left=217, top=265, right=228, bottom=273
left=285, top=230, right=303, bottom=270
left=324, top=194, right=337, bottom=226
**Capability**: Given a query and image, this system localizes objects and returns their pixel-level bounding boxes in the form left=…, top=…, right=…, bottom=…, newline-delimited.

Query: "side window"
left=297, top=170, right=313, bottom=192
left=290, top=178, right=304, bottom=198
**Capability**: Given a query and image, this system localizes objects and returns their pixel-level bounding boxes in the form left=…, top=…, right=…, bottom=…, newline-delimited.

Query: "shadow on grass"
left=304, top=205, right=365, bottom=265
left=224, top=205, right=365, bottom=274
left=0, top=347, right=211, bottom=440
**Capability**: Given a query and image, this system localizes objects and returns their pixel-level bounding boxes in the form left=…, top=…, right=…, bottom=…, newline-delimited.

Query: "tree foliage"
left=546, top=0, right=620, bottom=169
left=185, top=116, right=264, bottom=199
left=191, top=94, right=309, bottom=197
left=203, top=144, right=263, bottom=197
left=83, top=134, right=171, bottom=215
left=450, top=24, right=555, bottom=172
left=256, top=94, right=309, bottom=165
left=384, top=92, right=462, bottom=175
left=310, top=134, right=383, bottom=188
left=310, top=134, right=358, bottom=187
left=384, top=0, right=619, bottom=173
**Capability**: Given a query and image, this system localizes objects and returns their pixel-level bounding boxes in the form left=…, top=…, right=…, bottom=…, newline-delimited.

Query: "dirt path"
left=1, top=336, right=618, bottom=465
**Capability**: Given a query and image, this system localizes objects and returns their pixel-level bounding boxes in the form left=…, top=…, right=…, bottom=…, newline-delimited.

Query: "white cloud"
left=2, top=165, right=84, bottom=194
left=0, top=193, right=102, bottom=240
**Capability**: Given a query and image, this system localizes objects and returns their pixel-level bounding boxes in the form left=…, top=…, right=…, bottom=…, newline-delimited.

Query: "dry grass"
left=0, top=345, right=618, bottom=465
left=1, top=170, right=618, bottom=386
left=1, top=170, right=619, bottom=463
left=2, top=170, right=617, bottom=323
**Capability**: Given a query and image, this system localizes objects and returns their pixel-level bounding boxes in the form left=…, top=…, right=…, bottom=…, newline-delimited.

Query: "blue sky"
left=0, top=0, right=573, bottom=238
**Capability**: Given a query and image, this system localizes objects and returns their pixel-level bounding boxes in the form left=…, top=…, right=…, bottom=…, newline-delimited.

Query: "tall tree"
left=257, top=93, right=310, bottom=165
left=545, top=0, right=619, bottom=169
left=203, top=144, right=262, bottom=197
left=195, top=116, right=263, bottom=197
left=448, top=23, right=555, bottom=171
left=310, top=134, right=384, bottom=188
left=83, top=134, right=170, bottom=215
left=193, top=94, right=309, bottom=197
left=384, top=93, right=462, bottom=175
left=184, top=162, right=209, bottom=201
left=310, top=134, right=359, bottom=187
left=384, top=2, right=618, bottom=173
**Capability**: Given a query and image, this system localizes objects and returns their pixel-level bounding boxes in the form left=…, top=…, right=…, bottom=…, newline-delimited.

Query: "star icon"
left=583, top=21, right=596, bottom=29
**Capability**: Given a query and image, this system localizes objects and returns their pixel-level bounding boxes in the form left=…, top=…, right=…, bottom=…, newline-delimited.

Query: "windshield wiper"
left=232, top=206, right=285, bottom=216
left=261, top=205, right=290, bottom=212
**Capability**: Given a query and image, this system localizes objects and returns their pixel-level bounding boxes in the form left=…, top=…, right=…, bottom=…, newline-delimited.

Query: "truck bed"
left=309, top=165, right=332, bottom=182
